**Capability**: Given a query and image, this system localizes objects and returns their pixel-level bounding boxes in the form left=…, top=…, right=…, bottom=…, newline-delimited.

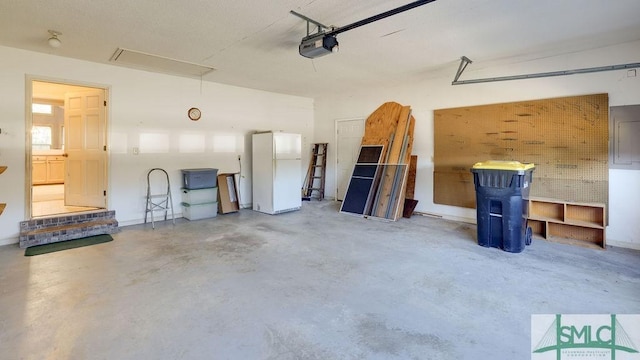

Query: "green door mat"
left=24, top=234, right=113, bottom=256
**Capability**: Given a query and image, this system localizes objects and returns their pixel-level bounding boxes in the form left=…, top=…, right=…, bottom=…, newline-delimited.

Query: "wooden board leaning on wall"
left=341, top=102, right=416, bottom=221
left=0, top=166, right=5, bottom=216
left=433, top=93, right=609, bottom=212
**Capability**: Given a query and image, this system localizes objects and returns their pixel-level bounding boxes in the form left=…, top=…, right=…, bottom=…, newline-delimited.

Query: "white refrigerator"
left=252, top=132, right=302, bottom=214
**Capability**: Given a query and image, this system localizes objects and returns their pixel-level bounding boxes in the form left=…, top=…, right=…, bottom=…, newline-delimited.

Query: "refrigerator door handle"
left=273, top=138, right=278, bottom=177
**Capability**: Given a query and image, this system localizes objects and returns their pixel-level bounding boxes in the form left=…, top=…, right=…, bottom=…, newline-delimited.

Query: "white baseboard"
left=606, top=239, right=640, bottom=251
left=117, top=218, right=145, bottom=227
left=414, top=211, right=476, bottom=225
left=0, top=237, right=19, bottom=247
left=118, top=213, right=184, bottom=227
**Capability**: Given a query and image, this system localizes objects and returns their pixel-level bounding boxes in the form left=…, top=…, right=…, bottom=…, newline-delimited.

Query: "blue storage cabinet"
left=471, top=161, right=535, bottom=253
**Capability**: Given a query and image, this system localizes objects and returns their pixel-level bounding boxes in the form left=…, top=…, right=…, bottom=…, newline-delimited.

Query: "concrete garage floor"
left=0, top=201, right=638, bottom=359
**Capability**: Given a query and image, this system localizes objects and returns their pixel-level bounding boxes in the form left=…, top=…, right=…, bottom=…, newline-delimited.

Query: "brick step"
left=19, top=210, right=119, bottom=248
left=20, top=210, right=116, bottom=233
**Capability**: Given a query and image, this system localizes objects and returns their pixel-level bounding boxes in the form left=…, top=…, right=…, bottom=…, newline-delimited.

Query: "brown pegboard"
left=434, top=94, right=609, bottom=209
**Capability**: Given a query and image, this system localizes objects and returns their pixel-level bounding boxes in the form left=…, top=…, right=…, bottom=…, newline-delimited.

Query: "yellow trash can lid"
left=472, top=160, right=535, bottom=171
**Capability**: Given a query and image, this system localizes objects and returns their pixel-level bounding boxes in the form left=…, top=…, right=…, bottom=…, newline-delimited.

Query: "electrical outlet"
left=133, top=147, right=139, bottom=155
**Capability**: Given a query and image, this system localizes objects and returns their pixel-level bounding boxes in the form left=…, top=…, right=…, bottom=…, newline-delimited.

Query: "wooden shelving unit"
left=528, top=197, right=606, bottom=249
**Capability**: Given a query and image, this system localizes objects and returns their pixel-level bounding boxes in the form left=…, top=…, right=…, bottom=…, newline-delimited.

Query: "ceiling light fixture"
left=291, top=0, right=438, bottom=59
left=47, top=30, right=62, bottom=48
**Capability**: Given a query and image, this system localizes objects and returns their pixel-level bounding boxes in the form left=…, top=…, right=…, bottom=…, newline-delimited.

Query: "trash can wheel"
left=525, top=226, right=533, bottom=246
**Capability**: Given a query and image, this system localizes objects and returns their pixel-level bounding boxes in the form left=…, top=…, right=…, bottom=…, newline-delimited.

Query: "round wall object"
left=188, top=107, right=201, bottom=121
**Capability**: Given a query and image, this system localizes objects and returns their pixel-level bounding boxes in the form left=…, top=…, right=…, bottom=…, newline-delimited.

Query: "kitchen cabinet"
left=47, top=157, right=65, bottom=183
left=32, top=155, right=65, bottom=184
left=32, top=156, right=48, bottom=184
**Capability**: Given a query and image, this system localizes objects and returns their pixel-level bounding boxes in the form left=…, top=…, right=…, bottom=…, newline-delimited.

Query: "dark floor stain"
left=264, top=326, right=336, bottom=360
left=356, top=314, right=454, bottom=357
left=254, top=222, right=296, bottom=235
left=204, top=233, right=266, bottom=257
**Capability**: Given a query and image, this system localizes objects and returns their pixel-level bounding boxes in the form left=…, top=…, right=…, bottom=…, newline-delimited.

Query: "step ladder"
left=145, top=168, right=175, bottom=229
left=302, top=143, right=328, bottom=201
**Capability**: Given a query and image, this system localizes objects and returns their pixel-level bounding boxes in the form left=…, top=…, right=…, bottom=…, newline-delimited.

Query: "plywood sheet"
left=218, top=173, right=240, bottom=213
left=373, top=107, right=411, bottom=217
left=362, top=102, right=404, bottom=161
left=388, top=115, right=416, bottom=220
left=406, top=155, right=418, bottom=199
left=368, top=164, right=408, bottom=220
left=434, top=94, right=608, bottom=209
left=345, top=102, right=417, bottom=221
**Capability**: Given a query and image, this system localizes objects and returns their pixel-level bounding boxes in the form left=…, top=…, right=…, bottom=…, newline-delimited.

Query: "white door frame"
left=334, top=117, right=365, bottom=201
left=25, top=75, right=111, bottom=219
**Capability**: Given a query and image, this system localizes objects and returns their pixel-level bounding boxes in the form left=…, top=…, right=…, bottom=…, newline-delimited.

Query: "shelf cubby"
left=528, top=197, right=606, bottom=249
left=565, top=204, right=605, bottom=228
left=529, top=200, right=564, bottom=222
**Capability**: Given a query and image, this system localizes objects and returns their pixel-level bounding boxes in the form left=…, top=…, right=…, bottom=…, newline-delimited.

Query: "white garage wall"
left=314, top=40, right=640, bottom=250
left=0, top=46, right=314, bottom=245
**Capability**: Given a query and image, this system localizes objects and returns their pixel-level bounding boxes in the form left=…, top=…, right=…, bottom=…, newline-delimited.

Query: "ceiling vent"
left=110, top=48, right=215, bottom=78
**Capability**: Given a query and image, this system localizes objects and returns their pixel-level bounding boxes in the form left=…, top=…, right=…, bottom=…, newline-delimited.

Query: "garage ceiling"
left=2, top=0, right=640, bottom=98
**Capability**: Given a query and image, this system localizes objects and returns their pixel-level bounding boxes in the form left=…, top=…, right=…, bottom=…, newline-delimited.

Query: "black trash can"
left=471, top=161, right=535, bottom=253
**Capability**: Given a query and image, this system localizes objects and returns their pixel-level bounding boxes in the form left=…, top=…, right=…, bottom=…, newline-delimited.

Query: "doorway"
left=28, top=79, right=109, bottom=218
left=335, top=118, right=365, bottom=201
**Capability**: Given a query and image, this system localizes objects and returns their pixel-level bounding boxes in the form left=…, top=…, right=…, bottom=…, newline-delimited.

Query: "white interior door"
left=336, top=119, right=365, bottom=201
left=64, top=90, right=106, bottom=207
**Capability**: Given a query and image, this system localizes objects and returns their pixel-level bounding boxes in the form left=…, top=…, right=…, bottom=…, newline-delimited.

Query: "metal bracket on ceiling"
left=290, top=10, right=332, bottom=38
left=451, top=55, right=640, bottom=85
left=453, top=56, right=473, bottom=83
left=291, top=0, right=437, bottom=39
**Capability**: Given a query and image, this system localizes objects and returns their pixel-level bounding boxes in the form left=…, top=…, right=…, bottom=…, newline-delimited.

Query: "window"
left=32, top=103, right=52, bottom=115
left=32, top=126, right=52, bottom=150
